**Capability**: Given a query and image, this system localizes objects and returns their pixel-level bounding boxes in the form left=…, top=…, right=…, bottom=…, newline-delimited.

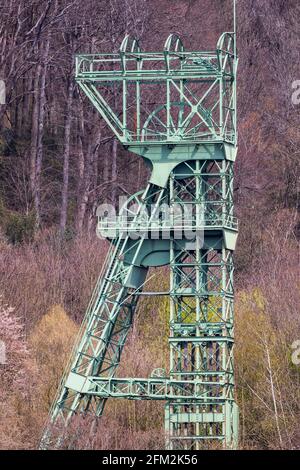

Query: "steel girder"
left=75, top=32, right=237, bottom=147
left=41, top=30, right=238, bottom=451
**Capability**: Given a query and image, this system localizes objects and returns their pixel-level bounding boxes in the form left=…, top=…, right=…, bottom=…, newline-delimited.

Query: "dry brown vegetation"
left=0, top=221, right=299, bottom=450
left=0, top=0, right=300, bottom=450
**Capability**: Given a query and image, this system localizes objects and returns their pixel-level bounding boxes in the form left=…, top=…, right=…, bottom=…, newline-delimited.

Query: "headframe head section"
left=75, top=31, right=237, bottom=148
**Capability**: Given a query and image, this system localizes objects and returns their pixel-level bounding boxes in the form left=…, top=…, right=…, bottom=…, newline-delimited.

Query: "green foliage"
left=29, top=304, right=78, bottom=412
left=4, top=211, right=35, bottom=244
left=0, top=137, right=5, bottom=155
left=235, top=289, right=300, bottom=449
left=136, top=269, right=170, bottom=359
left=0, top=197, right=36, bottom=244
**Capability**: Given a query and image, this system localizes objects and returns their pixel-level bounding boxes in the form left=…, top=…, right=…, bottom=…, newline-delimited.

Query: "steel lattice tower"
left=41, top=10, right=239, bottom=450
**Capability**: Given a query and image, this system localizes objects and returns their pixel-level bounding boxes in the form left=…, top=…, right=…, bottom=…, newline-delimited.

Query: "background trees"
left=0, top=0, right=299, bottom=245
left=0, top=0, right=299, bottom=449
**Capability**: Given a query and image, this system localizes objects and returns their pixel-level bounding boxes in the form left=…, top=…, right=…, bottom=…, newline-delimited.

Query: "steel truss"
left=41, top=27, right=239, bottom=450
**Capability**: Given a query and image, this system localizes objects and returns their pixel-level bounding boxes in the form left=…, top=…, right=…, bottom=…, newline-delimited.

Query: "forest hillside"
left=0, top=0, right=299, bottom=449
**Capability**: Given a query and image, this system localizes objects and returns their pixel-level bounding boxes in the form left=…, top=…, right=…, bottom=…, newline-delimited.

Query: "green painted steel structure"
left=41, top=8, right=239, bottom=450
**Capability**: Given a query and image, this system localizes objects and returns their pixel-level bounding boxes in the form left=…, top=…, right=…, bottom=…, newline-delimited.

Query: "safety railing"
left=97, top=213, right=238, bottom=239
left=79, top=376, right=230, bottom=401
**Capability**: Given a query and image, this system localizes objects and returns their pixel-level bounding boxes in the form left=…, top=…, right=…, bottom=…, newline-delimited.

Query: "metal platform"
left=41, top=11, right=239, bottom=450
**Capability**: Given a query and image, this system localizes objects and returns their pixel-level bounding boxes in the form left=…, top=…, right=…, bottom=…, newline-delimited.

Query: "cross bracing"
left=75, top=32, right=237, bottom=146
left=41, top=28, right=239, bottom=451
